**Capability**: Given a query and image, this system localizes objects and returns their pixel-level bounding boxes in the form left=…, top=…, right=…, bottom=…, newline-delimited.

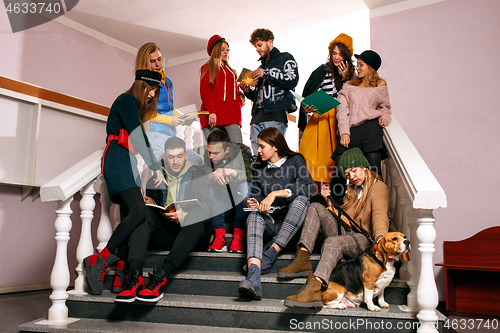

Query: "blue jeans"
left=250, top=121, right=287, bottom=158
left=210, top=181, right=251, bottom=230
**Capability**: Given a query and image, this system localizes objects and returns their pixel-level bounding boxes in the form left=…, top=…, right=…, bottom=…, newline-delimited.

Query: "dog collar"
left=387, top=258, right=394, bottom=262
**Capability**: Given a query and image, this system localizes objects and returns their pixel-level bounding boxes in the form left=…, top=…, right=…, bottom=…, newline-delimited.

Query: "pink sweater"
left=336, top=84, right=391, bottom=136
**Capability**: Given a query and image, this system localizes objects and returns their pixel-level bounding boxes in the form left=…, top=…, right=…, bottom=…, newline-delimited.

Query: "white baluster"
left=403, top=210, right=421, bottom=313
left=69, top=180, right=96, bottom=295
left=97, top=176, right=112, bottom=252
left=416, top=210, right=439, bottom=333
left=47, top=197, right=73, bottom=323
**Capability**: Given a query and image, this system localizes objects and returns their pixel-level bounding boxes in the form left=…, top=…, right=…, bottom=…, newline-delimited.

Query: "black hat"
left=135, top=69, right=162, bottom=87
left=355, top=50, right=382, bottom=71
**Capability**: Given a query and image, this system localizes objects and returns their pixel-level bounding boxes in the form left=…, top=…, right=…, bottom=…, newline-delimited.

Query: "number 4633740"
left=6, top=2, right=62, bottom=14
left=444, top=318, right=498, bottom=330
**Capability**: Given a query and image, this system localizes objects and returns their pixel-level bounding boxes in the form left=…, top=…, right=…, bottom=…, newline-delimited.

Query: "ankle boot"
left=238, top=263, right=262, bottom=300
left=277, top=248, right=313, bottom=279
left=284, top=273, right=322, bottom=308
left=261, top=247, right=278, bottom=274
left=83, top=247, right=119, bottom=295
left=112, top=260, right=126, bottom=293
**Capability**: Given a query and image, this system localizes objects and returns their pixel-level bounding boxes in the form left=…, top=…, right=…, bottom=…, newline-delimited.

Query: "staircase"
left=20, top=113, right=448, bottom=333
left=19, top=246, right=448, bottom=332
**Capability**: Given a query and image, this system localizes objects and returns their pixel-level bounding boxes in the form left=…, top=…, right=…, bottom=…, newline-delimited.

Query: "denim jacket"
left=245, top=47, right=299, bottom=113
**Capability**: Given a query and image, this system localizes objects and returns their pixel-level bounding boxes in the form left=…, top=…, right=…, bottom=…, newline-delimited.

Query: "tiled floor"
left=0, top=290, right=51, bottom=333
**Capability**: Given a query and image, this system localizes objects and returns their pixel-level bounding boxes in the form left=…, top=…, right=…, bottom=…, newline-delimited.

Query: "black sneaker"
left=115, top=270, right=144, bottom=303
left=83, top=252, right=119, bottom=295
left=135, top=268, right=168, bottom=302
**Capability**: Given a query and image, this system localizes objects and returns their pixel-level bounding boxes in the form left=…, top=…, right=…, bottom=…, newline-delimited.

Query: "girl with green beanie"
left=279, top=147, right=390, bottom=308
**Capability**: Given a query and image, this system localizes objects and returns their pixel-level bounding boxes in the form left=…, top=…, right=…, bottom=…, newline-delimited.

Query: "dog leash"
left=328, top=195, right=375, bottom=245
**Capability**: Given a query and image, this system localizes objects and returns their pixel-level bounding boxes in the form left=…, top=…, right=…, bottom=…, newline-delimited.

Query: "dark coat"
left=145, top=163, right=213, bottom=218
left=102, top=93, right=160, bottom=201
left=244, top=47, right=299, bottom=113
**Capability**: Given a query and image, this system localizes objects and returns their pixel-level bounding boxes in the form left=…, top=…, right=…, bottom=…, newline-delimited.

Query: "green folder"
left=301, top=90, right=340, bottom=115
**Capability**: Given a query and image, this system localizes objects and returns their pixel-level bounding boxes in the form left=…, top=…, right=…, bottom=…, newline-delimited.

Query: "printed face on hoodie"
left=164, top=147, right=187, bottom=175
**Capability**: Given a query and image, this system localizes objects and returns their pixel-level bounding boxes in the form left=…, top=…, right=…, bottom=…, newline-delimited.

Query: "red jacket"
left=200, top=64, right=243, bottom=128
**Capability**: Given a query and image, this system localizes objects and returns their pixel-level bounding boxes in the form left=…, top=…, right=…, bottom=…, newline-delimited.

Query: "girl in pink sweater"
left=330, top=50, right=391, bottom=199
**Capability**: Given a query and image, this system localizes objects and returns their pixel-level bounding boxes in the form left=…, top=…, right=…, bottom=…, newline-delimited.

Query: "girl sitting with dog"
left=280, top=147, right=390, bottom=308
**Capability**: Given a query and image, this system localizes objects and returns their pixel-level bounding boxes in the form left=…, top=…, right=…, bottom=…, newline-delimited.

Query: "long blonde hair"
left=125, top=80, right=159, bottom=123
left=350, top=66, right=382, bottom=87
left=135, top=42, right=160, bottom=71
left=200, top=40, right=236, bottom=84
left=341, top=168, right=381, bottom=219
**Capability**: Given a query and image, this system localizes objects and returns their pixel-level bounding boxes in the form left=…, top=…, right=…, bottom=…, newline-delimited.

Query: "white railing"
left=383, top=116, right=447, bottom=333
left=39, top=124, right=204, bottom=324
left=39, top=115, right=445, bottom=329
left=39, top=149, right=113, bottom=323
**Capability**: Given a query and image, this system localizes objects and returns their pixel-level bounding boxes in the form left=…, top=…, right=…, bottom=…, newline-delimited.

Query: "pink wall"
left=0, top=10, right=135, bottom=107
left=0, top=186, right=102, bottom=289
left=165, top=58, right=208, bottom=110
left=371, top=0, right=500, bottom=300
left=0, top=14, right=133, bottom=289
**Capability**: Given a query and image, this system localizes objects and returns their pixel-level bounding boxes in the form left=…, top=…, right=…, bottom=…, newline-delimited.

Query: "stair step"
left=18, top=317, right=300, bottom=333
left=63, top=292, right=446, bottom=332
left=103, top=268, right=409, bottom=303
left=144, top=251, right=322, bottom=273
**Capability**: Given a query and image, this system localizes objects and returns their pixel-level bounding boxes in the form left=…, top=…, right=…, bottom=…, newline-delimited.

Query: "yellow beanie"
left=328, top=33, right=353, bottom=57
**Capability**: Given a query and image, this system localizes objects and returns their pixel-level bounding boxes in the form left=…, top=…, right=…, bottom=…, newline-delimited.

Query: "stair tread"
left=161, top=270, right=409, bottom=288
left=68, top=291, right=437, bottom=320
left=19, top=317, right=302, bottom=333
left=148, top=250, right=322, bottom=260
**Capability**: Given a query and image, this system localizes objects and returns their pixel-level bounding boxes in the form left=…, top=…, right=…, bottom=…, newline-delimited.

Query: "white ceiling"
left=63, top=0, right=374, bottom=60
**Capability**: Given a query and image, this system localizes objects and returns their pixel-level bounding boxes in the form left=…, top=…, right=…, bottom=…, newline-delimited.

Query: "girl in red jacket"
left=199, top=35, right=245, bottom=143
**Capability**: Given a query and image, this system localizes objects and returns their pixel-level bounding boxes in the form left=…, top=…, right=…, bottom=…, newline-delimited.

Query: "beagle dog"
left=322, top=232, right=410, bottom=311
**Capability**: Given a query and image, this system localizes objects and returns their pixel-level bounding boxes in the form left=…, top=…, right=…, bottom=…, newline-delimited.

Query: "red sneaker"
left=208, top=228, right=227, bottom=252
left=136, top=268, right=168, bottom=302
left=229, top=228, right=245, bottom=253
left=115, top=270, right=144, bottom=303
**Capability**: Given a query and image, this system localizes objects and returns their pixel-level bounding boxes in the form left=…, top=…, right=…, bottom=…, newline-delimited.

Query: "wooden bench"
left=436, top=226, right=500, bottom=316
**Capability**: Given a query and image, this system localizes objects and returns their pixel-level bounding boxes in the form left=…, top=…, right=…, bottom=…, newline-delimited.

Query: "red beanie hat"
left=207, top=35, right=224, bottom=56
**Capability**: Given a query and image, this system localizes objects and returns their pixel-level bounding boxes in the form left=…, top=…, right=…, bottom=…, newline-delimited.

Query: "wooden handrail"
left=0, top=76, right=110, bottom=116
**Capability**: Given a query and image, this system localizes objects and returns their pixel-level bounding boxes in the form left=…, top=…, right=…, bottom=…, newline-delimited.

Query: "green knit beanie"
left=338, top=147, right=371, bottom=177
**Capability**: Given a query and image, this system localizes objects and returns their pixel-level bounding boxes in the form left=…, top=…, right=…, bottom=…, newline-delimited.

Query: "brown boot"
left=284, top=273, right=322, bottom=308
left=277, top=248, right=313, bottom=279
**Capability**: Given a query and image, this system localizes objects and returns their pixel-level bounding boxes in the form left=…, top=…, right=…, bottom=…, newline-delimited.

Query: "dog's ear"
left=375, top=238, right=388, bottom=265
left=401, top=252, right=410, bottom=262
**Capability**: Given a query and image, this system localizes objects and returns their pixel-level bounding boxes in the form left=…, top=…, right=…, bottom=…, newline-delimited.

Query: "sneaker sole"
left=114, top=297, right=136, bottom=303
left=208, top=246, right=227, bottom=252
left=238, top=282, right=262, bottom=300
left=277, top=270, right=313, bottom=279
left=83, top=257, right=102, bottom=295
left=136, top=293, right=164, bottom=302
left=229, top=249, right=244, bottom=253
left=284, top=299, right=322, bottom=308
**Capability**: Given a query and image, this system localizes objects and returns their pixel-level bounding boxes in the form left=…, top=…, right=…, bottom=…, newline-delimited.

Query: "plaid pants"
left=246, top=195, right=309, bottom=261
left=299, top=202, right=369, bottom=283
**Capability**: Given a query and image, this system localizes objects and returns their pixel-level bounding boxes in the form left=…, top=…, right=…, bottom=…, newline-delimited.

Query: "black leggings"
left=107, top=186, right=148, bottom=254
